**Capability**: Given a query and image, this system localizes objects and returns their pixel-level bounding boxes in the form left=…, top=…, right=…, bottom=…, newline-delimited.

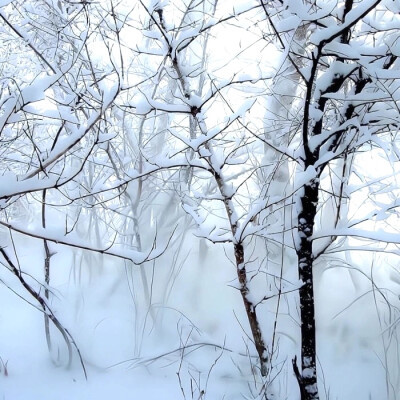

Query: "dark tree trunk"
left=214, top=171, right=269, bottom=377
left=295, top=178, right=320, bottom=400
left=235, top=242, right=268, bottom=376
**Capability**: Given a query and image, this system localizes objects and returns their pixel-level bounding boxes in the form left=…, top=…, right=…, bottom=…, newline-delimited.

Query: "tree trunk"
left=295, top=177, right=320, bottom=400
left=235, top=242, right=269, bottom=376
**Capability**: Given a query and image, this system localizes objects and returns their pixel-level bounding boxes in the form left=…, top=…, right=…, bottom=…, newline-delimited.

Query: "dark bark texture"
left=235, top=242, right=268, bottom=376
left=296, top=178, right=320, bottom=400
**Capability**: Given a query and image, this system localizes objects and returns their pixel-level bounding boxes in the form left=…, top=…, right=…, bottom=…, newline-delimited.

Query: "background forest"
left=0, top=0, right=400, bottom=399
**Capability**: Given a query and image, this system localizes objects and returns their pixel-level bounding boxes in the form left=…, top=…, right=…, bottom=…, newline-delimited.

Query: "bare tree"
left=263, top=1, right=400, bottom=398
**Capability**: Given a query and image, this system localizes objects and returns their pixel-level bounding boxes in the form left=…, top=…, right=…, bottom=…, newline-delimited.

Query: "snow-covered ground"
left=0, top=229, right=398, bottom=400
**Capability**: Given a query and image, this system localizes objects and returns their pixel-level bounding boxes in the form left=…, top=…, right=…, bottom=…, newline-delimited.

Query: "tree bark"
left=235, top=242, right=269, bottom=376
left=295, top=177, right=320, bottom=399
